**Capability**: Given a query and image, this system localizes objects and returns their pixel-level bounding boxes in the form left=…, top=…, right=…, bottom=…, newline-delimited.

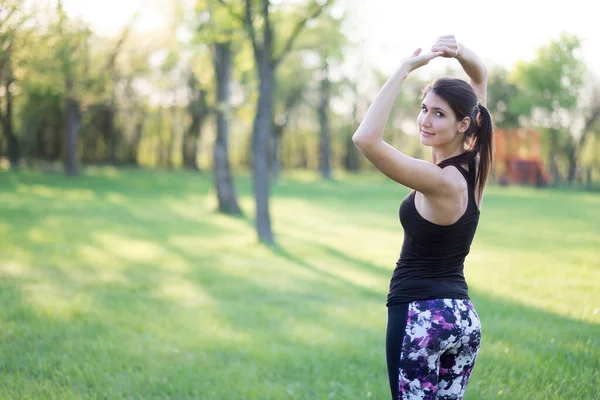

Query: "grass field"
left=1, top=168, right=599, bottom=399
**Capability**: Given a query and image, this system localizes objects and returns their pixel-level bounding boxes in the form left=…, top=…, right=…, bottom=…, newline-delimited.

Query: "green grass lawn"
left=1, top=167, right=599, bottom=399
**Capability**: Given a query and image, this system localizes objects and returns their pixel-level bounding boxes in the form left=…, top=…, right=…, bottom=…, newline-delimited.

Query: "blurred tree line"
left=2, top=0, right=600, bottom=243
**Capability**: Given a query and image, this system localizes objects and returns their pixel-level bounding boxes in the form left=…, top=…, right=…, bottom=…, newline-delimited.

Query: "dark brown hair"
left=422, top=77, right=494, bottom=201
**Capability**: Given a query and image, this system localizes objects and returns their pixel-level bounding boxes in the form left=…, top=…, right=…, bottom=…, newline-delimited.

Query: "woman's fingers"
left=431, top=45, right=458, bottom=57
left=425, top=51, right=443, bottom=60
left=402, top=49, right=441, bottom=73
left=433, top=39, right=457, bottom=47
left=431, top=45, right=452, bottom=53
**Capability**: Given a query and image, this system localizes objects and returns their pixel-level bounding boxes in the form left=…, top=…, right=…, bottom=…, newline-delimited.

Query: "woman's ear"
left=458, top=116, right=471, bottom=133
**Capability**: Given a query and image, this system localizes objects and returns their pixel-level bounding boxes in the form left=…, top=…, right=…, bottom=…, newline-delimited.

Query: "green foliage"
left=486, top=65, right=520, bottom=128
left=580, top=127, right=600, bottom=171
left=293, top=6, right=347, bottom=62
left=17, top=83, right=64, bottom=158
left=510, top=34, right=585, bottom=127
left=194, top=0, right=245, bottom=44
left=4, top=1, right=600, bottom=186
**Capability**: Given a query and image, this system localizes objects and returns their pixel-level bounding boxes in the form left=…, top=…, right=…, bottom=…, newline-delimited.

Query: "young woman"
left=352, top=35, right=493, bottom=400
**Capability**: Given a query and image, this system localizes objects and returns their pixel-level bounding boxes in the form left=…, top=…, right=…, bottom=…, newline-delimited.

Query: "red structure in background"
left=494, top=129, right=551, bottom=187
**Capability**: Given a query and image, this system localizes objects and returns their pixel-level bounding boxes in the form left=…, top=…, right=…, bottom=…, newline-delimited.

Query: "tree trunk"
left=318, top=63, right=331, bottom=180
left=585, top=166, right=592, bottom=189
left=239, top=0, right=325, bottom=243
left=572, top=103, right=600, bottom=184
left=566, top=144, right=577, bottom=184
left=167, top=106, right=177, bottom=169
left=549, top=147, right=562, bottom=185
left=300, top=141, right=309, bottom=169
left=182, top=120, right=198, bottom=170
left=252, top=59, right=275, bottom=243
left=4, top=79, right=20, bottom=169
left=183, top=90, right=208, bottom=171
left=548, top=129, right=562, bottom=185
left=65, top=96, right=80, bottom=176
left=107, top=105, right=117, bottom=165
left=128, top=115, right=144, bottom=165
left=7, top=133, right=19, bottom=169
left=182, top=122, right=199, bottom=170
left=156, top=109, right=166, bottom=168
left=344, top=133, right=361, bottom=172
left=271, top=125, right=283, bottom=183
left=213, top=42, right=241, bottom=215
left=344, top=81, right=361, bottom=172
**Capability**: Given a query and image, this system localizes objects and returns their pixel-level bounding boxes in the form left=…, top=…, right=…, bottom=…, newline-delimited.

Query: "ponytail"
left=473, top=104, right=494, bottom=202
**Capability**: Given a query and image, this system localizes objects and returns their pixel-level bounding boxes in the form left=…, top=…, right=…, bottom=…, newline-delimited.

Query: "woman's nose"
left=421, top=114, right=432, bottom=127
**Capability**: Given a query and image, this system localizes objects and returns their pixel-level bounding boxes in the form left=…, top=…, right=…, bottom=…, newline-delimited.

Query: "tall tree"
left=217, top=0, right=331, bottom=244
left=270, top=51, right=310, bottom=183
left=298, top=10, right=347, bottom=180
left=579, top=119, right=600, bottom=187
left=93, top=13, right=139, bottom=165
left=568, top=75, right=600, bottom=182
left=511, top=34, right=586, bottom=184
left=317, top=62, right=332, bottom=179
left=195, top=0, right=243, bottom=214
left=213, top=41, right=241, bottom=214
left=0, top=0, right=28, bottom=168
left=182, top=70, right=209, bottom=170
left=486, top=65, right=521, bottom=129
left=342, top=79, right=361, bottom=172
left=55, top=1, right=91, bottom=175
left=116, top=47, right=152, bottom=166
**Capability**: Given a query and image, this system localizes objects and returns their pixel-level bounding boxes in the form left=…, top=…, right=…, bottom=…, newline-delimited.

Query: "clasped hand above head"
left=400, top=35, right=461, bottom=75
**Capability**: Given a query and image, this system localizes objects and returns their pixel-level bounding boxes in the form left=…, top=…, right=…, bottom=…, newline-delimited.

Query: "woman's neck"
left=431, top=145, right=465, bottom=165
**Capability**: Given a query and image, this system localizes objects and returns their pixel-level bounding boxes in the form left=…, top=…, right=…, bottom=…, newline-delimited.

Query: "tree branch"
left=577, top=86, right=600, bottom=148
left=0, top=0, right=26, bottom=32
left=103, top=11, right=138, bottom=73
left=215, top=0, right=245, bottom=23
left=579, top=109, right=600, bottom=148
left=244, top=0, right=260, bottom=60
left=262, top=0, right=272, bottom=61
left=272, top=1, right=329, bottom=67
left=215, top=0, right=259, bottom=57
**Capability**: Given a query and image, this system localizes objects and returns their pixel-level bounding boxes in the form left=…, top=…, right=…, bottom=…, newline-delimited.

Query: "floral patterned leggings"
left=386, top=299, right=482, bottom=400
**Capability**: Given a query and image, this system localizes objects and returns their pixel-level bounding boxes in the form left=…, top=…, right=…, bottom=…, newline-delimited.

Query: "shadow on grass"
left=269, top=242, right=384, bottom=302
left=0, top=167, right=224, bottom=200
left=0, top=169, right=598, bottom=399
left=465, top=287, right=600, bottom=399
left=2, top=238, right=599, bottom=399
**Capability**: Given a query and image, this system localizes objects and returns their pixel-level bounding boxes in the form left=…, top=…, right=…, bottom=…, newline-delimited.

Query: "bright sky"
left=344, top=0, right=600, bottom=76
left=62, top=0, right=600, bottom=76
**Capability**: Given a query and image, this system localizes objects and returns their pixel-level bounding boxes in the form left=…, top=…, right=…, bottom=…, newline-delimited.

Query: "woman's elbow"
left=352, top=134, right=367, bottom=151
left=352, top=130, right=370, bottom=145
left=352, top=134, right=376, bottom=153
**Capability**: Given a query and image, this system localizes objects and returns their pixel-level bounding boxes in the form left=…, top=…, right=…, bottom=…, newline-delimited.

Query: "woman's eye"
left=436, top=112, right=444, bottom=117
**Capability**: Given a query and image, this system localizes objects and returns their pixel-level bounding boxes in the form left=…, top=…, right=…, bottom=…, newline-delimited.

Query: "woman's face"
left=417, top=91, right=468, bottom=147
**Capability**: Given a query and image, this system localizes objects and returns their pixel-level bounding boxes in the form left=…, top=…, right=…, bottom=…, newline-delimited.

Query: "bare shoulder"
left=420, top=164, right=467, bottom=206
left=417, top=165, right=469, bottom=225
left=440, top=165, right=468, bottom=194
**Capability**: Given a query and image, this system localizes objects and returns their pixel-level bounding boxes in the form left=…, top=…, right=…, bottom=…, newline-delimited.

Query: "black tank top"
left=387, top=154, right=481, bottom=306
